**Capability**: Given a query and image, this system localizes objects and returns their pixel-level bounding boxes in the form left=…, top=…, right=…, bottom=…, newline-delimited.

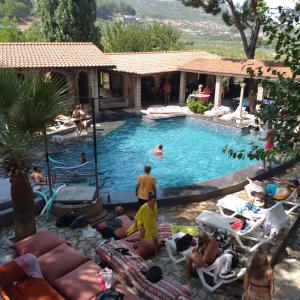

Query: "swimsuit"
left=264, top=143, right=274, bottom=150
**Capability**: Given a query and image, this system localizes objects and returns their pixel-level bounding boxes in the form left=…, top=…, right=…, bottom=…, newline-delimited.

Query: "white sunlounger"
left=195, top=202, right=288, bottom=253
left=196, top=261, right=246, bottom=292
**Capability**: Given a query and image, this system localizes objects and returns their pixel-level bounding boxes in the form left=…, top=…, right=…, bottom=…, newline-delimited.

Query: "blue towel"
left=265, top=183, right=278, bottom=196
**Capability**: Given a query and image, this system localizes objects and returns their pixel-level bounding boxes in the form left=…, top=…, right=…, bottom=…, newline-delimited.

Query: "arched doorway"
left=78, top=71, right=90, bottom=104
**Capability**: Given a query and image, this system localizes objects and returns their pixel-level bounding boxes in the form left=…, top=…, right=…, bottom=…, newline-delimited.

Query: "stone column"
left=237, top=82, right=246, bottom=121
left=179, top=71, right=186, bottom=105
left=214, top=75, right=223, bottom=108
left=256, top=83, right=264, bottom=113
left=134, top=75, right=142, bottom=110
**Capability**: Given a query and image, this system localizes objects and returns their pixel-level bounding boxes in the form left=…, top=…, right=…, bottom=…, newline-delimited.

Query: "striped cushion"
left=96, top=240, right=192, bottom=300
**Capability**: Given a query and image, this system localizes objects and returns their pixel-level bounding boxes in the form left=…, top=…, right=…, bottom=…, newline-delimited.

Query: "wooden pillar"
left=214, top=75, right=223, bottom=108
left=89, top=69, right=99, bottom=114
left=134, top=75, right=142, bottom=110
left=179, top=71, right=186, bottom=105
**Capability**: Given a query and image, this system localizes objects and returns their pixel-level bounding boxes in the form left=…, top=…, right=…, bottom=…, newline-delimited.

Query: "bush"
left=188, top=98, right=213, bottom=114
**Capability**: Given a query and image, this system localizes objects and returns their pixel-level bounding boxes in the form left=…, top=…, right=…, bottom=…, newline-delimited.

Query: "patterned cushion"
left=96, top=240, right=192, bottom=300
left=157, top=224, right=172, bottom=241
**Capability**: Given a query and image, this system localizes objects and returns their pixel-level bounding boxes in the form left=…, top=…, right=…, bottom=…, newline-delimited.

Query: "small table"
left=165, top=232, right=193, bottom=269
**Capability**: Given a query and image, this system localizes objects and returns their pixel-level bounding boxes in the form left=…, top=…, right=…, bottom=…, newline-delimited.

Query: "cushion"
left=53, top=260, right=102, bottom=300
left=14, top=277, right=64, bottom=300
left=95, top=215, right=134, bottom=239
left=10, top=230, right=66, bottom=257
left=38, top=243, right=89, bottom=283
left=0, top=261, right=27, bottom=288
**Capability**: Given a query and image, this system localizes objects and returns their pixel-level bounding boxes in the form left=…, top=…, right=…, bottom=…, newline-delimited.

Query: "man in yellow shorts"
left=126, top=192, right=159, bottom=258
left=136, top=164, right=156, bottom=206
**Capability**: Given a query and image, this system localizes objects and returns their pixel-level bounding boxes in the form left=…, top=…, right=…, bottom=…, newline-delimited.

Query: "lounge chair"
left=217, top=194, right=266, bottom=220
left=196, top=261, right=246, bottom=292
left=195, top=202, right=288, bottom=253
left=204, top=106, right=230, bottom=117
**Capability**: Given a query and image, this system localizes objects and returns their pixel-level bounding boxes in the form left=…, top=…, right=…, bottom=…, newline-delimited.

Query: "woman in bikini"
left=243, top=250, right=275, bottom=300
left=262, top=124, right=275, bottom=169
left=72, top=105, right=82, bottom=136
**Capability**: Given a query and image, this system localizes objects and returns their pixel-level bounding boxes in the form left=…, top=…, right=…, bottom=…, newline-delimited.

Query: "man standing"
left=136, top=164, right=156, bottom=206
left=163, top=80, right=171, bottom=104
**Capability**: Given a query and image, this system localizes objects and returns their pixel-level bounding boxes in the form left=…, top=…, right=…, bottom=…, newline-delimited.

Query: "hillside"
left=120, top=0, right=273, bottom=59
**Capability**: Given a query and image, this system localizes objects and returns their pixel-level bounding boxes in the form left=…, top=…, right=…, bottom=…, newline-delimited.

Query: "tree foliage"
left=0, top=17, right=23, bottom=41
left=0, top=0, right=32, bottom=21
left=0, top=70, right=70, bottom=240
left=96, top=0, right=135, bottom=19
left=35, top=0, right=100, bottom=43
left=224, top=3, right=300, bottom=164
left=101, top=21, right=182, bottom=52
left=180, top=0, right=262, bottom=58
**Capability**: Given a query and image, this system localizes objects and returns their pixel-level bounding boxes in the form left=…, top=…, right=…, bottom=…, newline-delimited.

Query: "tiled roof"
left=107, top=50, right=219, bottom=75
left=0, top=42, right=115, bottom=69
left=179, top=58, right=293, bottom=79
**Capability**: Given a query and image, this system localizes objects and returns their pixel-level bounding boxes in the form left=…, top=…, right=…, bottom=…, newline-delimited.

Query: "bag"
left=55, top=212, right=78, bottom=227
left=70, top=215, right=88, bottom=229
left=113, top=247, right=132, bottom=256
left=143, top=266, right=163, bottom=283
left=97, top=267, right=113, bottom=290
left=100, top=227, right=116, bottom=239
left=175, top=234, right=193, bottom=252
left=96, top=288, right=123, bottom=300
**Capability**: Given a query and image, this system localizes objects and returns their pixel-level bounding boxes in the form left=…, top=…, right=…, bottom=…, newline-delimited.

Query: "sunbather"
left=243, top=250, right=275, bottom=300
left=181, top=232, right=218, bottom=278
left=247, top=177, right=298, bottom=201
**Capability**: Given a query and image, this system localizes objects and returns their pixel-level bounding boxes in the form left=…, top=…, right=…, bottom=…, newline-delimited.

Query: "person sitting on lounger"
left=126, top=192, right=159, bottom=259
left=31, top=166, right=47, bottom=185
left=152, top=144, right=164, bottom=158
left=247, top=177, right=299, bottom=202
left=181, top=231, right=218, bottom=278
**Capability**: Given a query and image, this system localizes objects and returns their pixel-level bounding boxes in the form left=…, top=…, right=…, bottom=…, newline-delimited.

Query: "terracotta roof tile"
left=0, top=42, right=114, bottom=69
left=107, top=50, right=219, bottom=75
left=179, top=58, right=293, bottom=79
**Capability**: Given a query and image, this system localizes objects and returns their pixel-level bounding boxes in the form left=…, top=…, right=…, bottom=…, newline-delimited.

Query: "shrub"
left=188, top=98, right=213, bottom=114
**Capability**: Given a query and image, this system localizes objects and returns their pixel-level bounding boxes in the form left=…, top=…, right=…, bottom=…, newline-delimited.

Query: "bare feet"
left=181, top=270, right=191, bottom=278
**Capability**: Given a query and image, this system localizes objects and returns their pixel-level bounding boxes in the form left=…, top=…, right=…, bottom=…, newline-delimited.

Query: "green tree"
left=0, top=70, right=70, bottom=240
left=224, top=3, right=300, bottom=163
left=96, top=0, right=135, bottom=19
left=35, top=0, right=100, bottom=43
left=101, top=21, right=182, bottom=52
left=22, top=22, right=44, bottom=42
left=0, top=17, right=22, bottom=42
left=180, top=0, right=262, bottom=59
left=0, top=0, right=32, bottom=21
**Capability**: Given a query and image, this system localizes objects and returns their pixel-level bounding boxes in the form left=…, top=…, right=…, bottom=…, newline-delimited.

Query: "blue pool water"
left=52, top=117, right=260, bottom=193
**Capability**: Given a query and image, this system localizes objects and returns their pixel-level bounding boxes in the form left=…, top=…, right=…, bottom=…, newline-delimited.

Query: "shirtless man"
left=262, top=124, right=275, bottom=169
left=152, top=144, right=164, bottom=158
left=181, top=232, right=218, bottom=278
left=31, top=166, right=46, bottom=185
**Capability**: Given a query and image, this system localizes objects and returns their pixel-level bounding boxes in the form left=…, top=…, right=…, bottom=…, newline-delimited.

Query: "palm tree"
left=0, top=70, right=70, bottom=240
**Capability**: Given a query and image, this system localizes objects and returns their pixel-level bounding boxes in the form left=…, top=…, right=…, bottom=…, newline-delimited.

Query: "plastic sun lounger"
left=196, top=261, right=246, bottom=292
left=195, top=202, right=288, bottom=253
left=217, top=195, right=266, bottom=221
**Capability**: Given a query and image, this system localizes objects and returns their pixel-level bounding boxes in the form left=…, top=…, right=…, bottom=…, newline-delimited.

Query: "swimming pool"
left=52, top=117, right=260, bottom=193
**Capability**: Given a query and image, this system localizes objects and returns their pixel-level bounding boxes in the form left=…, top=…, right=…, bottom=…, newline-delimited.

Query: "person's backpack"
left=143, top=266, right=163, bottom=283
left=55, top=212, right=78, bottom=227
left=96, top=288, right=123, bottom=300
left=175, top=234, right=193, bottom=252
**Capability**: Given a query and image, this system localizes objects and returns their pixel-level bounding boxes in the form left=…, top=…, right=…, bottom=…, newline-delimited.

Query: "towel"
left=171, top=224, right=199, bottom=236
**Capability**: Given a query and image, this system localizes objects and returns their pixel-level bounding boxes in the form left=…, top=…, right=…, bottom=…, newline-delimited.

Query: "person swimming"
left=80, top=152, right=88, bottom=163
left=152, top=144, right=164, bottom=157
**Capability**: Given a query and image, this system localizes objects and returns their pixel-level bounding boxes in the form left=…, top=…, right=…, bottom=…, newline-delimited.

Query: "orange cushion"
left=38, top=243, right=89, bottom=283
left=0, top=261, right=27, bottom=288
left=10, top=230, right=66, bottom=257
left=15, top=277, right=64, bottom=300
left=53, top=260, right=102, bottom=300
